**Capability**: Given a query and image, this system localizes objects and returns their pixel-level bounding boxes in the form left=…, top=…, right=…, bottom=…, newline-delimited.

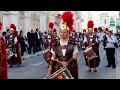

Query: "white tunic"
left=14, top=37, right=18, bottom=43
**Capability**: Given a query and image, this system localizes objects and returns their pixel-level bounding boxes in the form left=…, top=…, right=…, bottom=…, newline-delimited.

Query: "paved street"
left=8, top=44, right=120, bottom=79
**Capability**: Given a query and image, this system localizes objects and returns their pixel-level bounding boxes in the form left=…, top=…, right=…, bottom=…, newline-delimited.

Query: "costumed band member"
left=48, top=11, right=79, bottom=79
left=93, top=28, right=101, bottom=43
left=71, top=30, right=81, bottom=51
left=80, top=29, right=87, bottom=49
left=52, top=28, right=60, bottom=46
left=7, top=24, right=22, bottom=67
left=104, top=29, right=116, bottom=68
left=93, top=28, right=98, bottom=35
left=70, top=30, right=77, bottom=44
left=44, top=22, right=54, bottom=50
left=82, top=20, right=100, bottom=72
left=43, top=22, right=54, bottom=67
left=0, top=22, right=8, bottom=79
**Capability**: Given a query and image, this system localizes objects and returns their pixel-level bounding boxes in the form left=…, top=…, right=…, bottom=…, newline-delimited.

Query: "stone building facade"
left=0, top=11, right=79, bottom=36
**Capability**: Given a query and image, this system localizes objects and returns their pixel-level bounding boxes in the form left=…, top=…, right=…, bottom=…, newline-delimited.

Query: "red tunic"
left=0, top=36, right=8, bottom=79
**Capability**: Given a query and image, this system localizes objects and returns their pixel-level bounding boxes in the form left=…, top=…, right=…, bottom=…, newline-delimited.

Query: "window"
left=104, top=20, right=106, bottom=24
left=110, top=21, right=115, bottom=26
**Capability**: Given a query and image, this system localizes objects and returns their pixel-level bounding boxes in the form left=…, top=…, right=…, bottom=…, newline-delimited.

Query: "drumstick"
left=51, top=58, right=62, bottom=64
left=44, top=72, right=50, bottom=79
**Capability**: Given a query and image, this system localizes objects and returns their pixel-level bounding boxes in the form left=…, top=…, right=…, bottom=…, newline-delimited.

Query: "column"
left=23, top=11, right=31, bottom=36
left=0, top=11, right=3, bottom=35
left=3, top=11, right=9, bottom=32
left=18, top=11, right=24, bottom=34
left=9, top=11, right=18, bottom=32
left=40, top=11, right=47, bottom=32
left=34, top=11, right=40, bottom=30
left=49, top=11, right=60, bottom=37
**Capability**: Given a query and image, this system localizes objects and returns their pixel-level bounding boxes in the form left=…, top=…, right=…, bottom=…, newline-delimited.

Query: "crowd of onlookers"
left=2, top=28, right=45, bottom=57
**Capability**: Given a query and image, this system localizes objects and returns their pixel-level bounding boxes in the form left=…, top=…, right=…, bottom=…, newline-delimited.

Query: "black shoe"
left=106, top=65, right=111, bottom=67
left=94, top=70, right=97, bottom=72
left=9, top=65, right=13, bottom=68
left=112, top=66, right=116, bottom=68
left=87, top=69, right=91, bottom=72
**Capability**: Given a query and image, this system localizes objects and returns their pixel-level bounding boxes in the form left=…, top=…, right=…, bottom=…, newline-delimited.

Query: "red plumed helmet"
left=53, top=28, right=56, bottom=32
left=10, top=24, right=16, bottom=33
left=61, top=11, right=74, bottom=34
left=0, top=21, right=3, bottom=31
left=87, top=20, right=94, bottom=28
left=72, top=29, right=76, bottom=33
left=105, top=28, right=108, bottom=31
left=49, top=22, right=54, bottom=29
left=94, top=28, right=98, bottom=32
left=83, top=29, right=86, bottom=32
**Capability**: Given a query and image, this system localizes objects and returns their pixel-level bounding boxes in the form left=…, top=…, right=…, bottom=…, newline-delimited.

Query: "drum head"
left=84, top=47, right=92, bottom=53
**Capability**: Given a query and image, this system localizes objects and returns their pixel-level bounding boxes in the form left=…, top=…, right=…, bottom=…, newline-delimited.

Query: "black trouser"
left=105, top=48, right=116, bottom=67
left=29, top=41, right=36, bottom=54
left=21, top=42, right=25, bottom=56
left=36, top=39, right=41, bottom=52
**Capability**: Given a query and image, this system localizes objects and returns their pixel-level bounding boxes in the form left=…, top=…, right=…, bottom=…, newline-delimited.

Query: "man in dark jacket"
left=29, top=30, right=36, bottom=55
left=35, top=28, right=41, bottom=52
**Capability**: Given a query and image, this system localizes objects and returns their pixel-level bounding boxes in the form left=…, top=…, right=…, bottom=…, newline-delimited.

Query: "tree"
left=116, top=25, right=120, bottom=32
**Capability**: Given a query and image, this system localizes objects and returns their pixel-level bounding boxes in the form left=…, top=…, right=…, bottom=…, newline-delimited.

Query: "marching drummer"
left=6, top=24, right=22, bottom=67
left=48, top=11, right=79, bottom=79
left=43, top=22, right=56, bottom=67
left=82, top=20, right=100, bottom=72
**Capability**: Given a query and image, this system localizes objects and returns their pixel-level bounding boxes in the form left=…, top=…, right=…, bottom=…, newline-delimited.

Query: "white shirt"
left=105, top=35, right=116, bottom=48
left=14, top=37, right=18, bottom=43
left=97, top=32, right=105, bottom=41
left=48, top=35, right=51, bottom=43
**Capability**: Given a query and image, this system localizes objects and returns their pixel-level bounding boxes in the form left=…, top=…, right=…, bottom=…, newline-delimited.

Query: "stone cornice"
left=40, top=11, right=47, bottom=16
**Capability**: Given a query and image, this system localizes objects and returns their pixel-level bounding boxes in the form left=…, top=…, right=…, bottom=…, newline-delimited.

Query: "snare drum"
left=83, top=47, right=97, bottom=60
left=43, top=49, right=52, bottom=63
left=44, top=66, right=74, bottom=79
left=6, top=49, right=14, bottom=60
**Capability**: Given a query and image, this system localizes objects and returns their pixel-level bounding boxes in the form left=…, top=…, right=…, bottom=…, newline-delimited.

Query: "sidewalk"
left=22, top=51, right=44, bottom=60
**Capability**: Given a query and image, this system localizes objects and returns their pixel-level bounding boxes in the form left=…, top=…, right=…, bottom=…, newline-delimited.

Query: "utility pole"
left=119, top=11, right=120, bottom=18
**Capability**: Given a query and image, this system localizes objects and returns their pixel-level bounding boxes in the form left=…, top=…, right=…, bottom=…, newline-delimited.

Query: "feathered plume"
left=61, top=11, right=74, bottom=34
left=0, top=21, right=3, bottom=31
left=53, top=28, right=56, bottom=32
left=94, top=28, right=98, bottom=32
left=87, top=20, right=94, bottom=28
left=49, top=22, right=54, bottom=29
left=105, top=28, right=108, bottom=31
left=10, top=24, right=16, bottom=34
left=83, top=29, right=86, bottom=32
